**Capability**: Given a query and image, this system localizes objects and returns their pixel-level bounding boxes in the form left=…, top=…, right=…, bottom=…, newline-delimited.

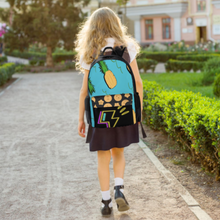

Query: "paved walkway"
left=6, top=55, right=29, bottom=65
left=0, top=72, right=200, bottom=220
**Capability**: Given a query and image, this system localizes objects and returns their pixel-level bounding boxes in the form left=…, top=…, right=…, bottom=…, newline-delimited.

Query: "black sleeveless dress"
left=86, top=47, right=139, bottom=151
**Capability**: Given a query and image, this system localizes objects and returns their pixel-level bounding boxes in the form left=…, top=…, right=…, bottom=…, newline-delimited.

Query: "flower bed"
left=143, top=80, right=220, bottom=180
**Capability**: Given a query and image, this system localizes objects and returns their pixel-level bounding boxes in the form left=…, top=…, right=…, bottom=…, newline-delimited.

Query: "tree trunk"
left=46, top=46, right=53, bottom=67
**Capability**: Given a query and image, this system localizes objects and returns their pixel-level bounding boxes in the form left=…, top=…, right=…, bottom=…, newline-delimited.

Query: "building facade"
left=123, top=0, right=220, bottom=45
left=1, top=0, right=220, bottom=45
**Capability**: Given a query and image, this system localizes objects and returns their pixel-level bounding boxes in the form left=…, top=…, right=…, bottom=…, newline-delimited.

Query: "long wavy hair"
left=74, top=7, right=140, bottom=73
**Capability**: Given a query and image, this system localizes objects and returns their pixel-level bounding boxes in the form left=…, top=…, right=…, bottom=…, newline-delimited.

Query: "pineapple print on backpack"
left=98, top=61, right=117, bottom=89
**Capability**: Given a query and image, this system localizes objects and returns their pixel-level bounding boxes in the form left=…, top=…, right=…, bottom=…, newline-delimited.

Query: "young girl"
left=75, top=7, right=143, bottom=217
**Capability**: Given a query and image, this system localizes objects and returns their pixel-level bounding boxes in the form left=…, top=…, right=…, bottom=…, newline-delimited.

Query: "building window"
left=162, top=18, right=171, bottom=39
left=197, top=0, right=206, bottom=11
left=145, top=19, right=153, bottom=40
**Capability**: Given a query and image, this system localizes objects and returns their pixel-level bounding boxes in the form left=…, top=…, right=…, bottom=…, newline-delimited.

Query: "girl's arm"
left=130, top=58, right=143, bottom=116
left=78, top=69, right=89, bottom=137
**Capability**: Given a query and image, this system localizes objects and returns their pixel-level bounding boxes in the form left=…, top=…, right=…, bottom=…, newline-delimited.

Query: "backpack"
left=85, top=46, right=147, bottom=138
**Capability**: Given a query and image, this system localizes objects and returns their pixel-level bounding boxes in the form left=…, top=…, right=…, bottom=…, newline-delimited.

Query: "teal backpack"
left=85, top=46, right=147, bottom=137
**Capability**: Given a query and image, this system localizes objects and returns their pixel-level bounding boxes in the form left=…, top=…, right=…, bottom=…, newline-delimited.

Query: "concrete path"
left=154, top=63, right=166, bottom=73
left=0, top=71, right=199, bottom=220
left=6, top=55, right=29, bottom=65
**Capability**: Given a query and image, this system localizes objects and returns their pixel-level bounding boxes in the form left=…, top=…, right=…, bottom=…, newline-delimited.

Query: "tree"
left=3, top=0, right=89, bottom=67
left=116, top=0, right=129, bottom=26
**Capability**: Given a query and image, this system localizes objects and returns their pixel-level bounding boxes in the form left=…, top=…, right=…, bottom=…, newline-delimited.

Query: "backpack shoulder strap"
left=99, top=46, right=127, bottom=58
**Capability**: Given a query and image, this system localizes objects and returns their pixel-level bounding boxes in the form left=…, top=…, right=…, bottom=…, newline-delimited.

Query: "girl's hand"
left=78, top=121, right=86, bottom=138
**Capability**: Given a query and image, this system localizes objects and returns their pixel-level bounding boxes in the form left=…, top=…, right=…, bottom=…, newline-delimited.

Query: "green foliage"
left=139, top=51, right=196, bottom=62
left=116, top=0, right=129, bottom=5
left=165, top=59, right=203, bottom=73
left=4, top=49, right=76, bottom=64
left=0, top=63, right=16, bottom=86
left=0, top=56, right=8, bottom=64
left=137, top=58, right=158, bottom=73
left=29, top=59, right=39, bottom=66
left=5, top=49, right=46, bottom=59
left=3, top=0, right=89, bottom=66
left=201, top=57, right=220, bottom=86
left=143, top=80, right=220, bottom=180
left=52, top=52, right=77, bottom=63
left=177, top=54, right=220, bottom=62
left=15, top=64, right=27, bottom=73
left=213, top=74, right=220, bottom=98
left=141, top=72, right=214, bottom=98
left=64, top=60, right=75, bottom=69
left=29, top=59, right=45, bottom=66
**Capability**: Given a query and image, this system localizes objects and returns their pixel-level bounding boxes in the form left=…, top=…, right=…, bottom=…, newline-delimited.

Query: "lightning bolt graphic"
left=111, top=60, right=123, bottom=74
left=98, top=110, right=120, bottom=128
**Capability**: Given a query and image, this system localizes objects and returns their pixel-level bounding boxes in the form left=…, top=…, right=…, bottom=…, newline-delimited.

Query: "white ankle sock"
left=114, top=177, right=124, bottom=193
left=101, top=190, right=112, bottom=208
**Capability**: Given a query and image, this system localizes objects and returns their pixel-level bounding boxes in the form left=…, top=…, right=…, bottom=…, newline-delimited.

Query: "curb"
left=138, top=139, right=213, bottom=220
left=0, top=77, right=22, bottom=97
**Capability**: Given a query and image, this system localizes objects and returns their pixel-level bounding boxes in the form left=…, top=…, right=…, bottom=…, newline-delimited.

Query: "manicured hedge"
left=52, top=52, right=77, bottom=63
left=165, top=59, right=204, bottom=72
left=0, top=63, right=16, bottom=86
left=137, top=58, right=158, bottom=73
left=177, top=54, right=220, bottom=62
left=5, top=49, right=46, bottom=60
left=4, top=49, right=77, bottom=63
left=143, top=80, right=220, bottom=180
left=139, top=51, right=197, bottom=62
left=0, top=56, right=8, bottom=64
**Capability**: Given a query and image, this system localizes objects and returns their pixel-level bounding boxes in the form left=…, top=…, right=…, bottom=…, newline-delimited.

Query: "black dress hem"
left=86, top=123, right=139, bottom=152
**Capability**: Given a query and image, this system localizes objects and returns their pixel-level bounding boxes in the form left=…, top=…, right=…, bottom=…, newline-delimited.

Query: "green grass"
left=141, top=72, right=220, bottom=100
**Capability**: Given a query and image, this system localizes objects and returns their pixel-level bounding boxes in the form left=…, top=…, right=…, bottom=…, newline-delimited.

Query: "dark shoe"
left=114, top=185, right=130, bottom=212
left=100, top=198, right=113, bottom=217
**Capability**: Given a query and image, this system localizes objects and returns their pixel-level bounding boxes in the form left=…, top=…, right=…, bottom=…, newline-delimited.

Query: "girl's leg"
left=97, top=150, right=111, bottom=191
left=111, top=148, right=125, bottom=178
left=111, top=147, right=129, bottom=211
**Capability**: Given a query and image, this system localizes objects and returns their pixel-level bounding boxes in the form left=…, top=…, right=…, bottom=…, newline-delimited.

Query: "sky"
left=0, top=0, right=10, bottom=8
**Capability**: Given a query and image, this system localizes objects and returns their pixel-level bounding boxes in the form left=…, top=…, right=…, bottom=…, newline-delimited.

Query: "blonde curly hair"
left=74, top=7, right=140, bottom=73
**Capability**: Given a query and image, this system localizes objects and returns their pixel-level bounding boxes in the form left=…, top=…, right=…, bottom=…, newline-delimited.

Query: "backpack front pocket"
left=91, top=93, right=136, bottom=128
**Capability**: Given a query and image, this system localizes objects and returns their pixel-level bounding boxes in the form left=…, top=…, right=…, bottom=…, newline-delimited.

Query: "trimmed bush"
left=165, top=59, right=203, bottom=72
left=177, top=54, right=220, bottom=62
left=64, top=60, right=75, bottom=70
left=213, top=74, right=220, bottom=97
left=52, top=52, right=77, bottom=63
left=5, top=49, right=46, bottom=60
left=0, top=56, right=8, bottom=64
left=0, top=63, right=16, bottom=86
left=137, top=58, right=158, bottom=73
left=143, top=80, right=220, bottom=180
left=4, top=49, right=76, bottom=63
left=201, top=57, right=220, bottom=86
left=29, top=59, right=39, bottom=66
left=139, top=51, right=197, bottom=62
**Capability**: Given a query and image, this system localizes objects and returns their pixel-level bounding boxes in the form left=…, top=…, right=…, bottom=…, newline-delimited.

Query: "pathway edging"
left=0, top=77, right=22, bottom=97
left=138, top=139, right=213, bottom=220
